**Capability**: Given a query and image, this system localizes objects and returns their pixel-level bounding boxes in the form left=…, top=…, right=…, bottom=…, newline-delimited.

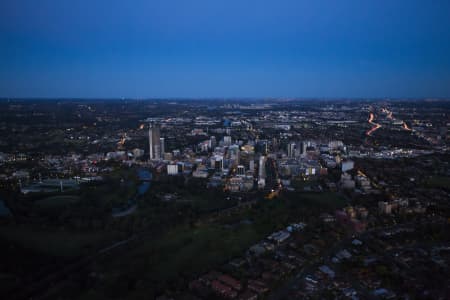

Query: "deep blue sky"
left=1, top=0, right=450, bottom=98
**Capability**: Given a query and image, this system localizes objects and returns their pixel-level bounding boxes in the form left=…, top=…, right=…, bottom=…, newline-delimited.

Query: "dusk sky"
left=1, top=0, right=450, bottom=98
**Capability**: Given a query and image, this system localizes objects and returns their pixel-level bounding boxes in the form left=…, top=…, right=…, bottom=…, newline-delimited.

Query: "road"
left=366, top=112, right=381, bottom=136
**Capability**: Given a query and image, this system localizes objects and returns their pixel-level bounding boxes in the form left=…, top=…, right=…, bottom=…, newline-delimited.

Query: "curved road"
left=366, top=112, right=381, bottom=136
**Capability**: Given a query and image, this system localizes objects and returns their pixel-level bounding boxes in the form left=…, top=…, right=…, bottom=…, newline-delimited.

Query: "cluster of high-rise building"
left=144, top=121, right=354, bottom=193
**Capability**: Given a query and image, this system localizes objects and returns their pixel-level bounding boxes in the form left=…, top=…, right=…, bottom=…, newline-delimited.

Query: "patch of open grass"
left=0, top=225, right=122, bottom=257
left=36, top=195, right=80, bottom=209
left=99, top=221, right=263, bottom=288
left=84, top=191, right=348, bottom=298
left=151, top=224, right=259, bottom=280
left=425, top=176, right=450, bottom=190
left=297, top=192, right=347, bottom=210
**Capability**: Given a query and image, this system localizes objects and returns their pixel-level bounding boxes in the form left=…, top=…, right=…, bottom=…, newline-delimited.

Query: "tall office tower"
left=295, top=141, right=302, bottom=157
left=223, top=136, right=232, bottom=146
left=287, top=142, right=296, bottom=158
left=212, top=155, right=224, bottom=171
left=259, top=155, right=266, bottom=179
left=261, top=140, right=269, bottom=155
left=301, top=141, right=309, bottom=156
left=228, top=144, right=240, bottom=164
left=148, top=123, right=161, bottom=160
left=210, top=136, right=217, bottom=149
left=272, top=137, right=279, bottom=152
left=237, top=165, right=245, bottom=176
left=160, top=137, right=165, bottom=157
left=249, top=160, right=255, bottom=173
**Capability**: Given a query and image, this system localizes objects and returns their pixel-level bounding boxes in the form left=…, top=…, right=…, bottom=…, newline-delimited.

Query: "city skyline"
left=1, top=98, right=448, bottom=299
left=1, top=1, right=450, bottom=299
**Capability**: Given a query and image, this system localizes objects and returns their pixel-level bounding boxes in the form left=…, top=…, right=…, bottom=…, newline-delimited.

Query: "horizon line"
left=1, top=97, right=449, bottom=101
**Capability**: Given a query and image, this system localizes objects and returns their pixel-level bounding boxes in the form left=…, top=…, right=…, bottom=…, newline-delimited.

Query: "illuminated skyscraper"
left=287, top=142, right=296, bottom=158
left=259, top=155, right=266, bottom=179
left=160, top=137, right=165, bottom=157
left=148, top=123, right=161, bottom=160
left=237, top=165, right=245, bottom=176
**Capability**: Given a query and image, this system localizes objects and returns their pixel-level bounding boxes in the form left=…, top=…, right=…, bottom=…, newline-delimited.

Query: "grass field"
left=0, top=225, right=123, bottom=257
left=425, top=176, right=450, bottom=190
left=296, top=192, right=348, bottom=210
left=96, top=191, right=347, bottom=287
left=88, top=220, right=264, bottom=299
left=67, top=190, right=348, bottom=298
left=36, top=195, right=80, bottom=209
left=149, top=224, right=259, bottom=281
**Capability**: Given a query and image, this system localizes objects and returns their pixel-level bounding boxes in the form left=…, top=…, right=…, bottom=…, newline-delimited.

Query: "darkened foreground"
left=0, top=98, right=449, bottom=299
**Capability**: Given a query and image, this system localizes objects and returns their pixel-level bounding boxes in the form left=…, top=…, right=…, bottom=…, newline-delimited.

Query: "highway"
left=366, top=112, right=382, bottom=136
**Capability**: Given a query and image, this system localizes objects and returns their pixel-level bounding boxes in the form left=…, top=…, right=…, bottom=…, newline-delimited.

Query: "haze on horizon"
left=1, top=0, right=450, bottom=99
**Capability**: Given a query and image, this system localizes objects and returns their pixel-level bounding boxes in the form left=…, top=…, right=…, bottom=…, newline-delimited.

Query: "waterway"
left=0, top=198, right=11, bottom=217
left=112, top=169, right=152, bottom=217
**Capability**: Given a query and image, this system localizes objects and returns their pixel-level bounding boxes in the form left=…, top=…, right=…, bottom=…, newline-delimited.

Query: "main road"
left=366, top=112, right=381, bottom=136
